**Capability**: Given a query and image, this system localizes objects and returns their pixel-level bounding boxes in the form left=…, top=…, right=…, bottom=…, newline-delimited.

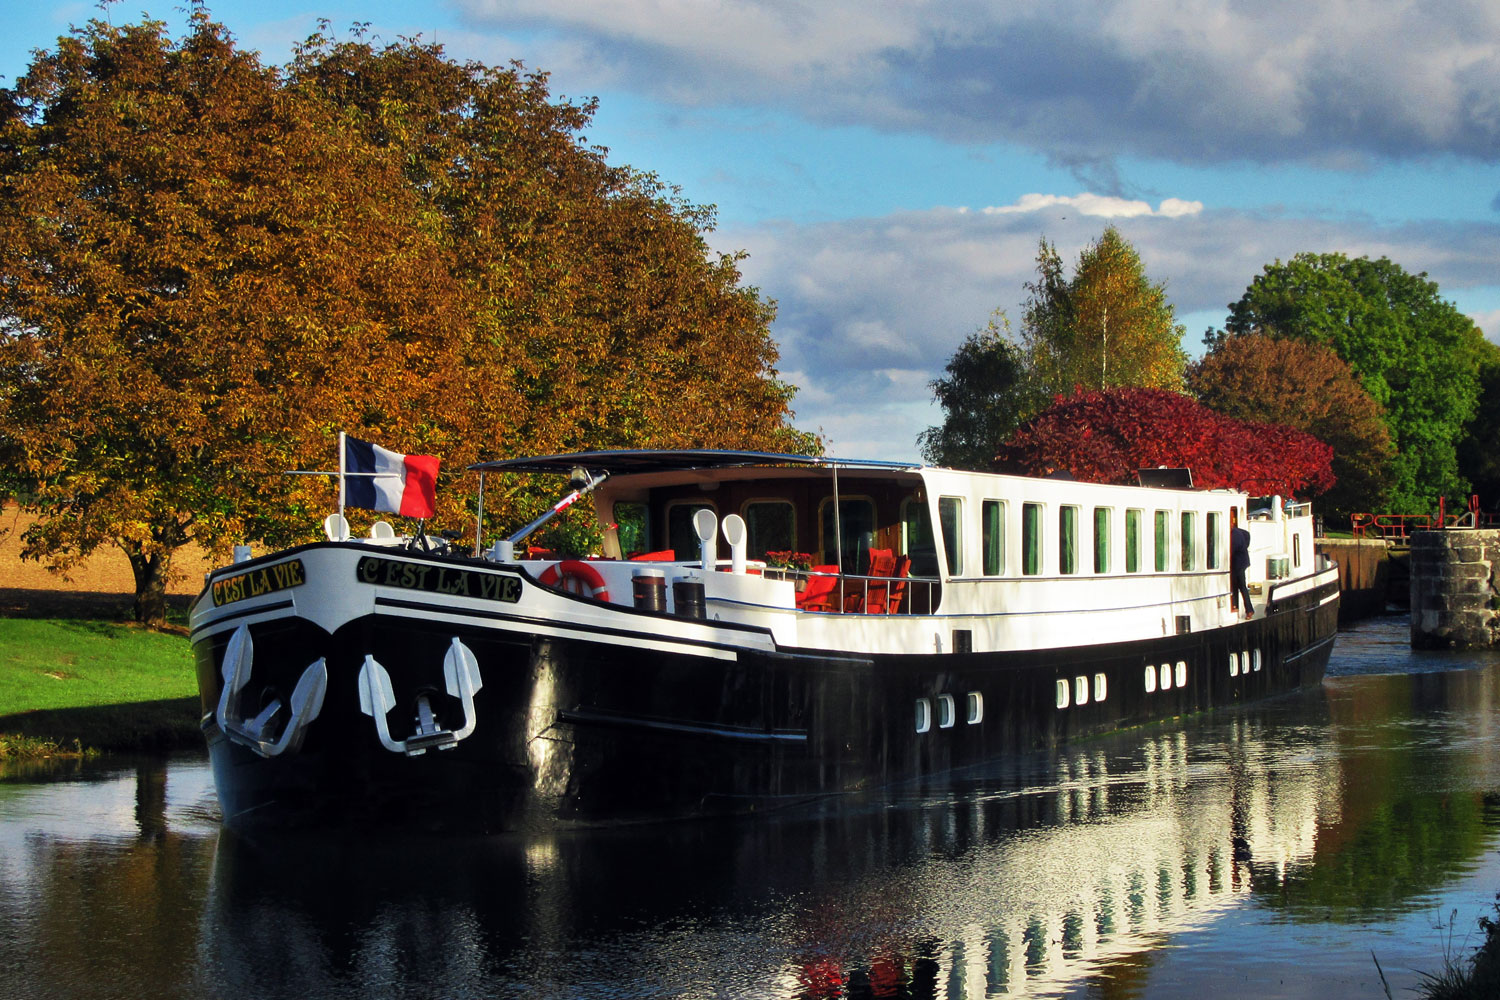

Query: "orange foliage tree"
left=1188, top=331, right=1395, bottom=519
left=0, top=14, right=813, bottom=623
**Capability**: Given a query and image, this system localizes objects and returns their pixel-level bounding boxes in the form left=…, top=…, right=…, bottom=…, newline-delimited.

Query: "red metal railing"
left=1352, top=495, right=1497, bottom=539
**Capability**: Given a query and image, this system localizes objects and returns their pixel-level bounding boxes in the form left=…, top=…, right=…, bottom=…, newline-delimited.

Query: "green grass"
left=0, top=619, right=202, bottom=753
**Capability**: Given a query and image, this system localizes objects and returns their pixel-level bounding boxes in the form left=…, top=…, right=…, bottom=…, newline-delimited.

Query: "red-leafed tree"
left=995, top=388, right=1335, bottom=499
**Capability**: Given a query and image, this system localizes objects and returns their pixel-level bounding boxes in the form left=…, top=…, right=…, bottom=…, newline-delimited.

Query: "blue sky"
left=6, top=1, right=1499, bottom=459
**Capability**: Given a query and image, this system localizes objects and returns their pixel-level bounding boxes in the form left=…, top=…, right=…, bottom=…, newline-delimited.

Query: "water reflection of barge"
left=189, top=450, right=1339, bottom=831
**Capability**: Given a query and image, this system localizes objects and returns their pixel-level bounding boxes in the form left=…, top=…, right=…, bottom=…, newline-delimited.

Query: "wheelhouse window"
left=938, top=497, right=964, bottom=576
left=743, top=499, right=794, bottom=562
left=820, top=497, right=876, bottom=573
left=614, top=502, right=649, bottom=555
left=1059, top=506, right=1079, bottom=575
left=1125, top=508, right=1143, bottom=573
left=667, top=501, right=717, bottom=561
left=982, top=500, right=1006, bottom=576
left=1206, top=511, right=1222, bottom=570
left=1093, top=507, right=1111, bottom=573
left=1180, top=512, right=1197, bottom=571
left=1154, top=510, right=1170, bottom=572
left=901, top=498, right=940, bottom=577
left=1023, top=503, right=1043, bottom=576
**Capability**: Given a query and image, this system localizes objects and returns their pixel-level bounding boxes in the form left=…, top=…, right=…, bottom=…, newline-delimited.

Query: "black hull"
left=195, top=579, right=1338, bottom=833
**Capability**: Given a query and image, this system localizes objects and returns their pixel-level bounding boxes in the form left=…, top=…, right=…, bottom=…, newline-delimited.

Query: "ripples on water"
left=1, top=615, right=1499, bottom=1000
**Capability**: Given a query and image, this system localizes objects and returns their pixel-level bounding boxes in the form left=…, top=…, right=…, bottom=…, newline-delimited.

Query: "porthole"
left=1144, top=665, right=1157, bottom=693
left=1229, top=652, right=1240, bottom=677
left=1075, top=675, right=1089, bottom=706
left=1252, top=649, right=1263, bottom=672
left=915, top=698, right=931, bottom=733
left=966, top=691, right=984, bottom=724
left=1159, top=663, right=1172, bottom=691
left=937, top=694, right=956, bottom=729
left=1175, top=661, right=1188, bottom=688
left=1241, top=650, right=1251, bottom=675
left=1056, top=679, right=1071, bottom=709
left=1094, top=673, right=1108, bottom=702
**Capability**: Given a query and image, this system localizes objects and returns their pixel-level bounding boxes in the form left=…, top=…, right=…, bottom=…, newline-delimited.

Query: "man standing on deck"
left=1231, top=521, right=1254, bottom=619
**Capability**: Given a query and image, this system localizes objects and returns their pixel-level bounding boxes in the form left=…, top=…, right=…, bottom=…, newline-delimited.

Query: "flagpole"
left=338, top=431, right=346, bottom=521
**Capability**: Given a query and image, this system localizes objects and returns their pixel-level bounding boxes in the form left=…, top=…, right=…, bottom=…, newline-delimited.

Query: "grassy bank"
left=0, top=619, right=201, bottom=754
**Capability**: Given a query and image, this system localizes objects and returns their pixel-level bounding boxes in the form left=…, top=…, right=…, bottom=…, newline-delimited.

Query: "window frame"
left=1023, top=502, right=1044, bottom=576
left=1059, top=505, right=1079, bottom=575
left=1093, top=506, right=1112, bottom=574
left=1154, top=510, right=1170, bottom=572
left=740, top=497, right=796, bottom=562
left=1125, top=508, right=1143, bottom=573
left=665, top=500, right=719, bottom=562
left=1180, top=511, right=1197, bottom=571
left=938, top=496, right=965, bottom=576
left=982, top=499, right=1007, bottom=577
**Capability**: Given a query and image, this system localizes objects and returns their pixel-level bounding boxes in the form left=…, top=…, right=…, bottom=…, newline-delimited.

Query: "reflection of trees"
left=6, top=666, right=1500, bottom=998
left=6, top=788, right=213, bottom=997
left=1251, top=669, right=1500, bottom=920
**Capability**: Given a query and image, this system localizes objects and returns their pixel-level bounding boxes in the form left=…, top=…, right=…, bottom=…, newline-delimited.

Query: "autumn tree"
left=995, top=388, right=1335, bottom=500
left=0, top=14, right=813, bottom=624
left=1226, top=253, right=1483, bottom=512
left=917, top=312, right=1033, bottom=469
left=1020, top=228, right=1187, bottom=397
left=1187, top=331, right=1395, bottom=519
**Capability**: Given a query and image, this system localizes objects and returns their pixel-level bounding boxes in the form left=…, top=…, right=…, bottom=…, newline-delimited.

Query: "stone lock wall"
left=1409, top=529, right=1500, bottom=649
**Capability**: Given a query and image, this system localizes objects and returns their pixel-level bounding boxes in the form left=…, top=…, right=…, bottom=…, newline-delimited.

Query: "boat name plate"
left=212, top=559, right=307, bottom=607
left=356, top=556, right=522, bottom=604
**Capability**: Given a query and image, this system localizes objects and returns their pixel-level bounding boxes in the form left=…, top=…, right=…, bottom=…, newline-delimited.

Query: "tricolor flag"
left=342, top=435, right=440, bottom=519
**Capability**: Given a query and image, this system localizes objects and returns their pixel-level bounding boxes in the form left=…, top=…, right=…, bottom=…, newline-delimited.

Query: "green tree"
left=1226, top=253, right=1483, bottom=512
left=1188, top=331, right=1395, bottom=519
left=1020, top=227, right=1187, bottom=397
left=0, top=14, right=813, bottom=624
left=1457, top=338, right=1500, bottom=508
left=917, top=312, right=1032, bottom=469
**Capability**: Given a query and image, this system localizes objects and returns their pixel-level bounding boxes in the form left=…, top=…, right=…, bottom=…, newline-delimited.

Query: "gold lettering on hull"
left=355, top=556, right=522, bottom=604
left=211, top=559, right=307, bottom=607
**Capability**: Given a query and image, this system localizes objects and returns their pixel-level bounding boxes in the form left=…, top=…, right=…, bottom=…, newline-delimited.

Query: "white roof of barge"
left=469, top=449, right=921, bottom=475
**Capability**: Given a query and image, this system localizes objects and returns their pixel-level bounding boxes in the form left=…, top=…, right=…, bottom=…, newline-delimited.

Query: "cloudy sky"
left=7, top=1, right=1499, bottom=459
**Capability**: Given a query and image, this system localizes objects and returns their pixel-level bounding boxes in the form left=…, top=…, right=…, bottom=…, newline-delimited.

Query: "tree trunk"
left=125, top=546, right=172, bottom=627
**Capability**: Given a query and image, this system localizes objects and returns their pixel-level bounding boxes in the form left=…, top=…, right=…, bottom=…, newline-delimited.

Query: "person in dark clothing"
left=1230, top=524, right=1253, bottom=618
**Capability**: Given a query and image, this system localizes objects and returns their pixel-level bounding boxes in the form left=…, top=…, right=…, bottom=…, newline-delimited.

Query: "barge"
left=189, top=449, right=1339, bottom=830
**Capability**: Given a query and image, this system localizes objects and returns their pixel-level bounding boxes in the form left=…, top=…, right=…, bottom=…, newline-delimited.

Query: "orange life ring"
left=537, top=560, right=610, bottom=602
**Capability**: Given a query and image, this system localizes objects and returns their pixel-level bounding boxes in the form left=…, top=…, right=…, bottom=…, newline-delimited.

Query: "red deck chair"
left=885, top=555, right=912, bottom=614
left=849, top=549, right=897, bottom=613
left=796, top=566, right=842, bottom=612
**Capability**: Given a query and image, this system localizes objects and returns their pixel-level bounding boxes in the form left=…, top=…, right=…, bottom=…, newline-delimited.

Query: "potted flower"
left=764, top=551, right=814, bottom=587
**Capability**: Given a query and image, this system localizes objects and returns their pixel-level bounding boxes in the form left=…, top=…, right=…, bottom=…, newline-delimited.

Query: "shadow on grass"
left=0, top=697, right=203, bottom=754
left=0, top=589, right=193, bottom=627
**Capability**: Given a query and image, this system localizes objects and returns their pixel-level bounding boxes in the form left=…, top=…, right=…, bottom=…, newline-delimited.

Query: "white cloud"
left=720, top=207, right=1500, bottom=460
left=981, top=193, right=1203, bottom=218
left=454, top=0, right=1500, bottom=169
left=1474, top=310, right=1500, bottom=341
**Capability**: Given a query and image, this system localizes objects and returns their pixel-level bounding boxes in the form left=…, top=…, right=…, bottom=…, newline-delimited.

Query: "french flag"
left=343, top=435, right=440, bottom=519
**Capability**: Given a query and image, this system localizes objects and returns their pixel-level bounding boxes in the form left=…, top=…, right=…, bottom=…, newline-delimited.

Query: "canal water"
left=4, top=616, right=1500, bottom=999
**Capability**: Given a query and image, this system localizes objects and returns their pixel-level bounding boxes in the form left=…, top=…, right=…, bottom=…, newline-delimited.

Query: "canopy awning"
left=469, top=449, right=918, bottom=476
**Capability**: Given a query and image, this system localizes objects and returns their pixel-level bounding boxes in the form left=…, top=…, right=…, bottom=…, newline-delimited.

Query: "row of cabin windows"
left=956, top=499, right=1226, bottom=578
left=619, top=495, right=1237, bottom=579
